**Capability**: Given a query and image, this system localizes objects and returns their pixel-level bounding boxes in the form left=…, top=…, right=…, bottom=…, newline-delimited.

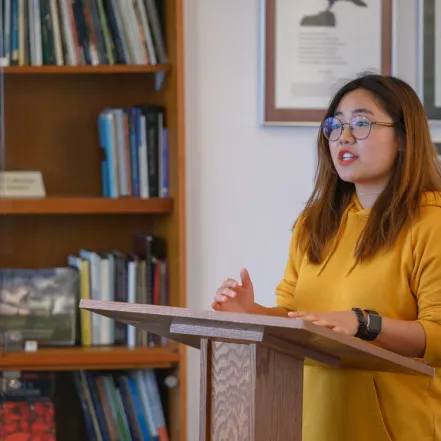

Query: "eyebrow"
left=334, top=108, right=374, bottom=117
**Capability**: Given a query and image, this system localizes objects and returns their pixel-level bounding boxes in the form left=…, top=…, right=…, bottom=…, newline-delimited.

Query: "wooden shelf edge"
left=0, top=346, right=181, bottom=371
left=1, top=64, right=172, bottom=74
left=0, top=197, right=173, bottom=214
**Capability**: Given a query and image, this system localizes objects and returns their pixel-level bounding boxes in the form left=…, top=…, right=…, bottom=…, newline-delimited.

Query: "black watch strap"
left=352, top=307, right=366, bottom=338
left=362, top=310, right=382, bottom=341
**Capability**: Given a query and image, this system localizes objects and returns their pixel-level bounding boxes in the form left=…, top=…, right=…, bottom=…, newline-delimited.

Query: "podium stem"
left=200, top=339, right=304, bottom=440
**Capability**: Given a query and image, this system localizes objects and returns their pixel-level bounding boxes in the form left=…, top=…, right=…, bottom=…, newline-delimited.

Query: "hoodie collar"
left=349, top=192, right=372, bottom=217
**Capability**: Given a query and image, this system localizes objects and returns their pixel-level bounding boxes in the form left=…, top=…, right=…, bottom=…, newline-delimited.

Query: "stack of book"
left=74, top=369, right=170, bottom=441
left=68, top=233, right=168, bottom=348
left=97, top=105, right=168, bottom=199
left=0, top=0, right=167, bottom=67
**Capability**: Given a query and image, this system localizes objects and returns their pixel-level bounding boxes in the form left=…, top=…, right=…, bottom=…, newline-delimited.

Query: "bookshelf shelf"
left=1, top=64, right=172, bottom=75
left=0, top=346, right=180, bottom=371
left=0, top=197, right=173, bottom=215
left=0, top=0, right=187, bottom=438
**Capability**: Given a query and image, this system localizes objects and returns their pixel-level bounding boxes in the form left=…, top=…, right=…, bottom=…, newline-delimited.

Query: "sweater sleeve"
left=274, top=215, right=306, bottom=311
left=411, top=207, right=441, bottom=367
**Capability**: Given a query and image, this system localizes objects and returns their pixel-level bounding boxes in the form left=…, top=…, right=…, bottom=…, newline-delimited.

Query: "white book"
left=127, top=260, right=137, bottom=348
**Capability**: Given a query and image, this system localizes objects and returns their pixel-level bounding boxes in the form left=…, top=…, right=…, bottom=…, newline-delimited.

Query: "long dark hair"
left=299, top=73, right=441, bottom=264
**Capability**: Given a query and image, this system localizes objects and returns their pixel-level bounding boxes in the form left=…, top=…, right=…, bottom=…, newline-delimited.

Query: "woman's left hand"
left=288, top=310, right=359, bottom=336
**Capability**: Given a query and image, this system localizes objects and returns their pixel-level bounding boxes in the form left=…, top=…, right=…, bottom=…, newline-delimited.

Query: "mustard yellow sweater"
left=276, top=191, right=441, bottom=441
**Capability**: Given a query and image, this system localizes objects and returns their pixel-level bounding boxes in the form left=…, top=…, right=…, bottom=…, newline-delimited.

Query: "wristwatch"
left=352, top=307, right=366, bottom=338
left=362, top=309, right=382, bottom=341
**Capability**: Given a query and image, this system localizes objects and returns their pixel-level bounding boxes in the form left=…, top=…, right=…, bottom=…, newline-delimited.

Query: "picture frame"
left=259, top=0, right=393, bottom=126
left=417, top=0, right=441, bottom=122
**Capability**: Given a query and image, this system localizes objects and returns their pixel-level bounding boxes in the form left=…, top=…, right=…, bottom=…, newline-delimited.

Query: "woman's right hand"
left=211, top=268, right=255, bottom=314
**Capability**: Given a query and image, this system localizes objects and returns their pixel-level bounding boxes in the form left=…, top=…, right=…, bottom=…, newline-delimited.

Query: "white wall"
left=183, top=1, right=438, bottom=439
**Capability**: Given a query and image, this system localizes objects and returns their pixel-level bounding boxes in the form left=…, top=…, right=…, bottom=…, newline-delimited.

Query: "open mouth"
left=339, top=152, right=358, bottom=162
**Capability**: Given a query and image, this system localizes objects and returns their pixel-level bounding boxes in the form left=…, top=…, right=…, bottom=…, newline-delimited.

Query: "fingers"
left=216, top=286, right=236, bottom=299
left=288, top=311, right=308, bottom=318
left=221, top=278, right=239, bottom=289
left=213, top=272, right=250, bottom=314
left=288, top=311, right=310, bottom=318
left=215, top=277, right=239, bottom=303
left=213, top=277, right=240, bottom=311
left=212, top=301, right=222, bottom=311
left=240, top=268, right=252, bottom=288
left=214, top=294, right=230, bottom=303
left=287, top=310, right=355, bottom=336
left=299, top=318, right=352, bottom=335
left=289, top=312, right=337, bottom=328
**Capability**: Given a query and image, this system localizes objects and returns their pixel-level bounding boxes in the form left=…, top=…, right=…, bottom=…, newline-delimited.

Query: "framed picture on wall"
left=418, top=0, right=441, bottom=123
left=259, top=0, right=393, bottom=126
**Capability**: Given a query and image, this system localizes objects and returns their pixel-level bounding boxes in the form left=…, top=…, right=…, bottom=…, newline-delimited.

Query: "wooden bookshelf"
left=0, top=1, right=187, bottom=441
left=0, top=196, right=173, bottom=214
left=0, top=346, right=180, bottom=371
left=1, top=64, right=172, bottom=74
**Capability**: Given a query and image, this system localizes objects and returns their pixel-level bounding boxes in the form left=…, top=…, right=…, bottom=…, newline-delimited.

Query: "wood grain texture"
left=114, top=315, right=200, bottom=349
left=170, top=319, right=264, bottom=342
left=80, top=300, right=435, bottom=376
left=200, top=342, right=303, bottom=441
left=210, top=342, right=255, bottom=440
left=138, top=2, right=189, bottom=437
left=254, top=345, right=303, bottom=441
left=0, top=197, right=172, bottom=214
left=0, top=346, right=179, bottom=371
left=263, top=334, right=340, bottom=368
left=0, top=214, right=168, bottom=268
left=199, top=339, right=210, bottom=441
left=3, top=74, right=161, bottom=196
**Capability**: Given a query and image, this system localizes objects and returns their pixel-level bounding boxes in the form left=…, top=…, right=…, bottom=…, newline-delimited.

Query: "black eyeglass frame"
left=322, top=115, right=395, bottom=141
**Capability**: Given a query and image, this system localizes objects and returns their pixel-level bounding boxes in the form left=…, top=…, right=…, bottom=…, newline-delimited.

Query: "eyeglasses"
left=322, top=115, right=394, bottom=141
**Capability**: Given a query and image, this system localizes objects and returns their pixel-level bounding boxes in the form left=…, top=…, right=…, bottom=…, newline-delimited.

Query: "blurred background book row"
left=0, top=233, right=169, bottom=349
left=0, top=368, right=171, bottom=441
left=98, top=105, right=168, bottom=200
left=0, top=0, right=167, bottom=67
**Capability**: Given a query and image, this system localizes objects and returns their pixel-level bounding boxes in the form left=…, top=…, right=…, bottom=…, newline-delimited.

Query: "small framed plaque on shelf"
left=0, top=171, right=46, bottom=198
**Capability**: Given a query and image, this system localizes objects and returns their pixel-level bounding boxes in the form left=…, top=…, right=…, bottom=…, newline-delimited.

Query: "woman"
left=212, top=74, right=441, bottom=441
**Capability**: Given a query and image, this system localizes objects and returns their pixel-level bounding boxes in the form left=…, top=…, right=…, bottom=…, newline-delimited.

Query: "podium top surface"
left=80, top=300, right=434, bottom=377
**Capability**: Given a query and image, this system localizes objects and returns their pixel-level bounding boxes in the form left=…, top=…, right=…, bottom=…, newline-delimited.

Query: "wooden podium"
left=79, top=299, right=434, bottom=441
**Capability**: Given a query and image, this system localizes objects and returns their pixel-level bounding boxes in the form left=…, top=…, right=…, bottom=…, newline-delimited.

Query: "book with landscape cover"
left=0, top=268, right=79, bottom=346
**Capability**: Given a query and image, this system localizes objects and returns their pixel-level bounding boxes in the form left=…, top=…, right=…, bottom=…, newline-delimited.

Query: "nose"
left=339, top=125, right=355, bottom=144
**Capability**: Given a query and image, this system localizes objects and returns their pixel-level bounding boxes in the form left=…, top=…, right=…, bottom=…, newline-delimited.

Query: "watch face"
left=368, top=314, right=382, bottom=333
